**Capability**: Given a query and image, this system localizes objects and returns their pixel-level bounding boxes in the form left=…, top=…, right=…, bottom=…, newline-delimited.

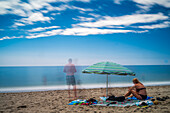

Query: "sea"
left=0, top=65, right=170, bottom=93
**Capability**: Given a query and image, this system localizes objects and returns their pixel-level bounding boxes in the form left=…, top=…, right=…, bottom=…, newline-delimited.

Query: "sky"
left=0, top=0, right=170, bottom=66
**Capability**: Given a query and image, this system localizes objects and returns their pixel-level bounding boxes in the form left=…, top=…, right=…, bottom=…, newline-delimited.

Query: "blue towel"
left=127, top=96, right=153, bottom=100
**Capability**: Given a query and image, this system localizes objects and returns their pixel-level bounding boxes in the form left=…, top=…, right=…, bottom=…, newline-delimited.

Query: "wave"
left=0, top=81, right=170, bottom=93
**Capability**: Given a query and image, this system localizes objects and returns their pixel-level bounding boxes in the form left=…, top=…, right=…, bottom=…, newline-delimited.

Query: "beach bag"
left=106, top=95, right=115, bottom=101
left=107, top=96, right=125, bottom=102
left=114, top=96, right=125, bottom=102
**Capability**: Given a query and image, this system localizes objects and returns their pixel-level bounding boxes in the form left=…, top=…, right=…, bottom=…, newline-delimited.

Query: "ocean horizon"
left=0, top=65, right=170, bottom=93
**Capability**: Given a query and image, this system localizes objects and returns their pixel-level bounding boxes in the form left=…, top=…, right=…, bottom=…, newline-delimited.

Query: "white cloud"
left=46, top=4, right=68, bottom=12
left=73, top=16, right=94, bottom=22
left=51, top=13, right=60, bottom=15
left=112, top=0, right=170, bottom=12
left=76, top=0, right=90, bottom=2
left=13, top=22, right=25, bottom=27
left=0, top=0, right=92, bottom=16
left=60, top=27, right=135, bottom=36
left=137, top=21, right=170, bottom=29
left=132, top=0, right=170, bottom=13
left=133, top=0, right=170, bottom=8
left=28, top=0, right=90, bottom=11
left=104, top=25, right=125, bottom=28
left=0, top=0, right=92, bottom=27
left=23, top=12, right=51, bottom=23
left=28, top=26, right=60, bottom=32
left=26, top=27, right=137, bottom=39
left=135, top=4, right=151, bottom=13
left=0, top=36, right=23, bottom=41
left=1, top=26, right=149, bottom=40
left=135, top=30, right=148, bottom=33
left=75, top=13, right=169, bottom=28
left=113, top=0, right=124, bottom=4
left=0, top=0, right=28, bottom=16
left=48, top=0, right=91, bottom=2
left=89, top=13, right=101, bottom=18
left=29, top=0, right=53, bottom=10
left=15, top=12, right=51, bottom=26
left=26, top=29, right=63, bottom=39
left=71, top=6, right=93, bottom=11
left=54, top=0, right=90, bottom=2
left=41, top=10, right=49, bottom=13
left=44, top=4, right=93, bottom=14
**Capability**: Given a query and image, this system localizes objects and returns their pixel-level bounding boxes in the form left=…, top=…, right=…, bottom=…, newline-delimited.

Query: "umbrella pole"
left=106, top=74, right=108, bottom=97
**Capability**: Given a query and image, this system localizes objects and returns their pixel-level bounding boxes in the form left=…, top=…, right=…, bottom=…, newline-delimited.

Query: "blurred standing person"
left=64, top=58, right=77, bottom=99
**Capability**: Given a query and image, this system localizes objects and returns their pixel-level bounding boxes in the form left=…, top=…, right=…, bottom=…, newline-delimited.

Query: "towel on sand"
left=94, top=96, right=153, bottom=107
left=94, top=100, right=153, bottom=107
left=68, top=96, right=154, bottom=107
left=127, top=96, right=153, bottom=100
left=68, top=99, right=97, bottom=105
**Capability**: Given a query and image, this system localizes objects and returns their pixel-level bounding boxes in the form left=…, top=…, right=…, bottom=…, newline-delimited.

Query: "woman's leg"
left=131, top=90, right=142, bottom=100
left=124, top=90, right=142, bottom=100
left=124, top=90, right=132, bottom=97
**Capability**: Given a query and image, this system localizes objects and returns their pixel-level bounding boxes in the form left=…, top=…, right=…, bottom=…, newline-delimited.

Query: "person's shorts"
left=66, top=75, right=76, bottom=85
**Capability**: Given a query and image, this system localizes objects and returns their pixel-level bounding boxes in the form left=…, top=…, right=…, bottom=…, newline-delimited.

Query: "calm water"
left=0, top=65, right=170, bottom=92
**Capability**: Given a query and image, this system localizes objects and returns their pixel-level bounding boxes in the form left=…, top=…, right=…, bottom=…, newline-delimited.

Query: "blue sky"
left=0, top=0, right=170, bottom=66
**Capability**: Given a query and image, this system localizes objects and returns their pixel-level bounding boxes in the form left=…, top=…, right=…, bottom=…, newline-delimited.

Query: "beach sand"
left=0, top=85, right=170, bottom=113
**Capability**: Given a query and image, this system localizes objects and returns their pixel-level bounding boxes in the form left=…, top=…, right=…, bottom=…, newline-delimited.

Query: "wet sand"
left=0, top=85, right=170, bottom=113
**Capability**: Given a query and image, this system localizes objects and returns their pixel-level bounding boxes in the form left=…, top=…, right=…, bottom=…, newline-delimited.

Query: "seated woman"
left=124, top=78, right=147, bottom=100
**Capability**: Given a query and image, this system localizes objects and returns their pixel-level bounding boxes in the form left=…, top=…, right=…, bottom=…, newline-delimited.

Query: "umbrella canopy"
left=82, top=62, right=135, bottom=76
left=82, top=62, right=135, bottom=96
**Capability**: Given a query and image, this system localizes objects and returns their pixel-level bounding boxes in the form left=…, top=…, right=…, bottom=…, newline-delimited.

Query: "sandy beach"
left=0, top=85, right=170, bottom=113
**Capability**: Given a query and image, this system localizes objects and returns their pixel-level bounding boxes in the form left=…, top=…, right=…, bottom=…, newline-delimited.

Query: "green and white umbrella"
left=82, top=62, right=135, bottom=96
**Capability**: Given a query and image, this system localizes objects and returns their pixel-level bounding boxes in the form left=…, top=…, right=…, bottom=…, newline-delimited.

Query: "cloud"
left=26, top=27, right=139, bottom=39
left=14, top=12, right=52, bottom=26
left=113, top=0, right=124, bottom=4
left=75, top=0, right=90, bottom=2
left=135, top=4, right=151, bottom=13
left=136, top=21, right=170, bottom=29
left=56, top=0, right=91, bottom=2
left=112, top=0, right=170, bottom=13
left=0, top=0, right=93, bottom=27
left=26, top=29, right=63, bottom=39
left=43, top=4, right=93, bottom=14
left=75, top=13, right=169, bottom=28
left=28, top=26, right=60, bottom=32
left=133, top=0, right=170, bottom=8
left=1, top=26, right=148, bottom=40
left=88, top=13, right=101, bottom=18
left=132, top=0, right=170, bottom=13
left=13, top=22, right=25, bottom=27
left=71, top=6, right=93, bottom=11
left=135, top=30, right=148, bottom=33
left=0, top=0, right=92, bottom=16
left=0, top=0, right=28, bottom=16
left=51, top=13, right=61, bottom=15
left=0, top=36, right=23, bottom=41
left=41, top=10, right=49, bottom=13
left=73, top=16, right=94, bottom=22
left=60, top=27, right=135, bottom=36
left=0, top=0, right=56, bottom=16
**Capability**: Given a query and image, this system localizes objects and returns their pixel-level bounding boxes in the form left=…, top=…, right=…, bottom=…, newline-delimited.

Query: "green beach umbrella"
left=82, top=62, right=135, bottom=96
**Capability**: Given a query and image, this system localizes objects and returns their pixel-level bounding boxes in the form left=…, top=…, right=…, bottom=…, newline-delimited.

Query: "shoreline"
left=1, top=81, right=170, bottom=93
left=0, top=85, right=170, bottom=113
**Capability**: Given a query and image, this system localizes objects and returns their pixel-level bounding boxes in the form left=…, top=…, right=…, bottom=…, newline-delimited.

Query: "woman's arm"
left=129, top=85, right=136, bottom=91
